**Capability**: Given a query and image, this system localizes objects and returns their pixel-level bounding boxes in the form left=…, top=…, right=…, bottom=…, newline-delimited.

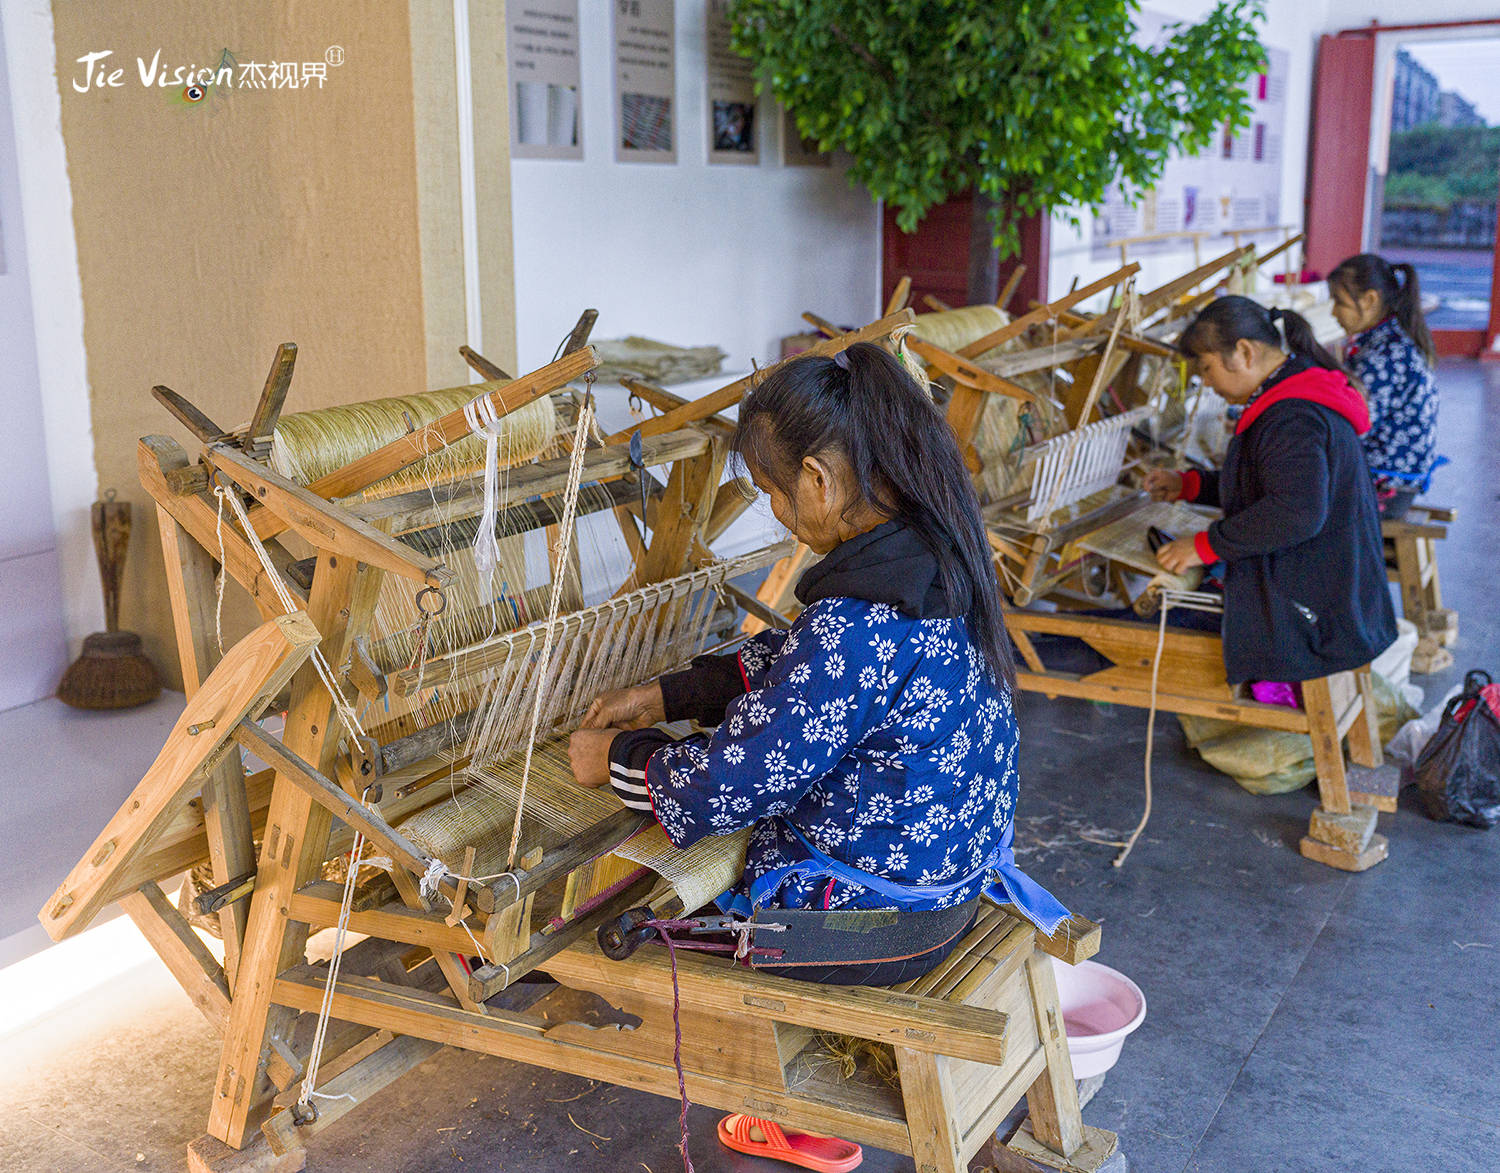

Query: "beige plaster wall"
left=48, top=3, right=514, bottom=686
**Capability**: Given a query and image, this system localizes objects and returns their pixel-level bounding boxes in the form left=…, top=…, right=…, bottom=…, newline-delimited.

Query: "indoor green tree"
left=731, top=1, right=1267, bottom=258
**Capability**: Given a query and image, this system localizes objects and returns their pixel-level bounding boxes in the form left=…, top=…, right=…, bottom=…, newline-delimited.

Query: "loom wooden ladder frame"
left=1006, top=610, right=1391, bottom=871
left=929, top=251, right=1393, bottom=870
left=1383, top=505, right=1455, bottom=641
left=192, top=426, right=735, bottom=1148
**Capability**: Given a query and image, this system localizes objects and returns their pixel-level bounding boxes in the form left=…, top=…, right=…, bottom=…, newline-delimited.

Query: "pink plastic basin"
left=1048, top=957, right=1147, bottom=1079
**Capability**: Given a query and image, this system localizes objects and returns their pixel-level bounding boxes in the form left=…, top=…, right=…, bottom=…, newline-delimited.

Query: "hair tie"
left=832, top=349, right=851, bottom=371
left=1267, top=307, right=1284, bottom=323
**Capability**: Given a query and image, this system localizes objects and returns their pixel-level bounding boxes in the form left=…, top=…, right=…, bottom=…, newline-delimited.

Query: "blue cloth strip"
left=732, top=818, right=1070, bottom=938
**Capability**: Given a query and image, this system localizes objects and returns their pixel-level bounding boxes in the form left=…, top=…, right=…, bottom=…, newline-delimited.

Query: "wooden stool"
left=1384, top=504, right=1457, bottom=646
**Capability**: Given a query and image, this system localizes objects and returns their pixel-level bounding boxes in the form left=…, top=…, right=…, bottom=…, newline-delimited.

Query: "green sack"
left=1178, top=673, right=1419, bottom=796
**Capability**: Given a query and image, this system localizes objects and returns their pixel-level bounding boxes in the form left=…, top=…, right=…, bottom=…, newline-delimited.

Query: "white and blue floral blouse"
left=634, top=596, right=1020, bottom=912
left=1346, top=316, right=1438, bottom=483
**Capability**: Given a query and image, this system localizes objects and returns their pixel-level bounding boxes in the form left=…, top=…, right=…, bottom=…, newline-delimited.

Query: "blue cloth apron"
left=721, top=817, right=1070, bottom=938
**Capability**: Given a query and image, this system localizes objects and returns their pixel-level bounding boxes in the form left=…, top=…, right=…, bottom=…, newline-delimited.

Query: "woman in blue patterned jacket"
left=567, top=342, right=1066, bottom=979
left=1328, top=254, right=1439, bottom=520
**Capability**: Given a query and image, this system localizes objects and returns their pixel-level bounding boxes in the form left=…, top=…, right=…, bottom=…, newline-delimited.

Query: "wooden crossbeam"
left=140, top=436, right=306, bottom=621
left=207, top=447, right=450, bottom=591
left=240, top=346, right=599, bottom=543
left=230, top=721, right=471, bottom=912
left=346, top=426, right=709, bottom=534
left=40, top=612, right=320, bottom=942
left=952, top=264, right=1139, bottom=360
left=605, top=310, right=915, bottom=444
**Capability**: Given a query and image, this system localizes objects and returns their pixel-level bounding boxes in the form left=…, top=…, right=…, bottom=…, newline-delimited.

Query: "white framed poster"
left=1092, top=11, right=1288, bottom=258
left=613, top=0, right=676, bottom=163
left=706, top=0, right=756, bottom=164
left=508, top=0, right=582, bottom=160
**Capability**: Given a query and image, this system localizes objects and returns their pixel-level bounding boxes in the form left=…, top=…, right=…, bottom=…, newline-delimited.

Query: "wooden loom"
left=41, top=313, right=1116, bottom=1173
left=915, top=250, right=1398, bottom=872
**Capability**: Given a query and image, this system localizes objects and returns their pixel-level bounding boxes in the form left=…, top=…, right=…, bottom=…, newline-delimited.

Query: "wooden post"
left=1020, top=950, right=1084, bottom=1159
left=1300, top=675, right=1352, bottom=815
left=207, top=553, right=383, bottom=1147
left=158, top=507, right=257, bottom=985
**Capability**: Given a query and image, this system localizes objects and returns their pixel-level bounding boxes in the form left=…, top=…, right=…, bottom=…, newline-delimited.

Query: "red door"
left=1305, top=34, right=1376, bottom=278
left=881, top=194, right=1049, bottom=312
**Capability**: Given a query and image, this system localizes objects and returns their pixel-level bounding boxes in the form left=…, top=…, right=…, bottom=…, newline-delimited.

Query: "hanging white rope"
left=463, top=389, right=509, bottom=599
left=503, top=391, right=596, bottom=869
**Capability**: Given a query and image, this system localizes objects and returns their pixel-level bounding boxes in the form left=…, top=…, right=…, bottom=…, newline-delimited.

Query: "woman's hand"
left=567, top=728, right=619, bottom=788
left=1155, top=536, right=1206, bottom=575
left=1143, top=468, right=1184, bottom=502
left=581, top=682, right=665, bottom=731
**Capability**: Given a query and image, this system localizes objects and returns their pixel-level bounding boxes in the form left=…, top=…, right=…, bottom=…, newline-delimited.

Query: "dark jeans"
left=1379, top=485, right=1420, bottom=522
left=748, top=903, right=981, bottom=986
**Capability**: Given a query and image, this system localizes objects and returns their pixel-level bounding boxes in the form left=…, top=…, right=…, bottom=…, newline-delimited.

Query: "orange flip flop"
left=716, top=1114, right=862, bottom=1172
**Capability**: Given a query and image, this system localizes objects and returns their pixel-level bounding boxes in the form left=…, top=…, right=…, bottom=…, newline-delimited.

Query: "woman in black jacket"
left=1146, top=296, right=1397, bottom=685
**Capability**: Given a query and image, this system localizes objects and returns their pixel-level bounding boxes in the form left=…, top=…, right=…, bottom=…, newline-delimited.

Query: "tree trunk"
left=967, top=191, right=1001, bottom=305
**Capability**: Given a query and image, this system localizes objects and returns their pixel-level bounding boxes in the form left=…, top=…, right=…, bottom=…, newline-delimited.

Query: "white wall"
left=1047, top=0, right=1334, bottom=304
left=0, top=1, right=73, bottom=710
left=2, top=0, right=101, bottom=672
left=1325, top=1, right=1500, bottom=25
left=508, top=0, right=880, bottom=372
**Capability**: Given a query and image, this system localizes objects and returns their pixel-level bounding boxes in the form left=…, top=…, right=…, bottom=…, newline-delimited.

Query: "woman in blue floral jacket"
left=1329, top=254, right=1439, bottom=520
left=567, top=342, right=1065, bottom=966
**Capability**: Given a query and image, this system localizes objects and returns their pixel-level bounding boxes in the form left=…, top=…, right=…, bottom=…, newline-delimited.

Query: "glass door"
left=1374, top=36, right=1500, bottom=355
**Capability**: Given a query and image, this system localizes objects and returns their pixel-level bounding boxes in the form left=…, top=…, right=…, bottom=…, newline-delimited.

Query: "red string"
left=652, top=926, right=695, bottom=1173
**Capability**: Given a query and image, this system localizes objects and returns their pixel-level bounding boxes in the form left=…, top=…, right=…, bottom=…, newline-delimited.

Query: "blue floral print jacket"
left=1346, top=316, right=1438, bottom=483
left=606, top=523, right=1023, bottom=912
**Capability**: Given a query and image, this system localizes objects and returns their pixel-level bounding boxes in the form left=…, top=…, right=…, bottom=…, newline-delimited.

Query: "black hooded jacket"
left=1182, top=363, right=1398, bottom=683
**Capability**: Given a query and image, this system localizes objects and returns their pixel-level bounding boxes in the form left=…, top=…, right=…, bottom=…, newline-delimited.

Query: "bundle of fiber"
left=911, top=305, right=1011, bottom=361
left=591, top=336, right=727, bottom=385
left=269, top=387, right=556, bottom=499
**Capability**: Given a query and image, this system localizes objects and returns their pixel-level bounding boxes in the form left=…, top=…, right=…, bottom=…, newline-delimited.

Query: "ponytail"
left=1179, top=295, right=1342, bottom=372
left=734, top=341, right=1015, bottom=689
left=1391, top=263, right=1437, bottom=366
left=1329, top=253, right=1437, bottom=366
left=1270, top=307, right=1343, bottom=372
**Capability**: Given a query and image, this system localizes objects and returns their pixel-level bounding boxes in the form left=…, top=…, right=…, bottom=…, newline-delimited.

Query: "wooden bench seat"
left=1007, top=610, right=1391, bottom=870
left=1383, top=504, right=1456, bottom=645
left=245, top=900, right=1118, bottom=1173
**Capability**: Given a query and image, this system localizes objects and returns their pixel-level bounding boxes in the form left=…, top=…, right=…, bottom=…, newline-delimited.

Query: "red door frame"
left=1311, top=20, right=1500, bottom=358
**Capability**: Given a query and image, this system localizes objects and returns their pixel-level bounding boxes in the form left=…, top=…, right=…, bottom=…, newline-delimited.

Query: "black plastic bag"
left=1414, top=670, right=1500, bottom=828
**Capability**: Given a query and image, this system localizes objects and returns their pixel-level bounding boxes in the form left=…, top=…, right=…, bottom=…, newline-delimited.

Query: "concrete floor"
left=2, top=360, right=1497, bottom=1172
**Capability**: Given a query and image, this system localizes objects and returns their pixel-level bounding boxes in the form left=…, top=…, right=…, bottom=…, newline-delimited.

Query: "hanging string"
left=463, top=389, right=509, bottom=599
left=209, top=475, right=379, bottom=1117
left=1080, top=588, right=1224, bottom=867
left=297, top=823, right=370, bottom=1116
left=503, top=388, right=596, bottom=869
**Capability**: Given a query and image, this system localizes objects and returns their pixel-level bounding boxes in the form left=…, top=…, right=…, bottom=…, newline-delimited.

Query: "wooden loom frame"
left=41, top=315, right=1122, bottom=1173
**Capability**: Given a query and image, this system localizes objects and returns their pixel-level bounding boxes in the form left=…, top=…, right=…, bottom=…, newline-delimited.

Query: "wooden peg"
left=246, top=343, right=297, bottom=456
left=445, top=846, right=476, bottom=927
left=153, top=385, right=231, bottom=444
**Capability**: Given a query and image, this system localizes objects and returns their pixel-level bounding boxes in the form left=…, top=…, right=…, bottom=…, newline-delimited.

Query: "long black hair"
left=1328, top=253, right=1436, bottom=366
left=1178, top=295, right=1343, bottom=372
left=734, top=341, right=1015, bottom=689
